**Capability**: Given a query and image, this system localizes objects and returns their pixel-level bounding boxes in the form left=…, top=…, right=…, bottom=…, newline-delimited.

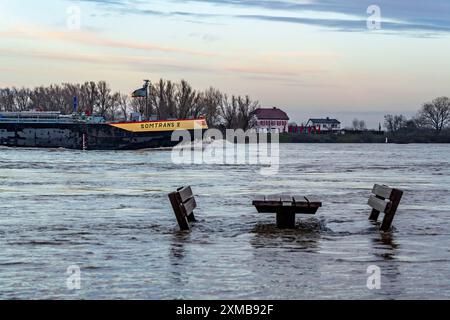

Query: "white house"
left=306, top=117, right=341, bottom=132
left=254, top=107, right=290, bottom=133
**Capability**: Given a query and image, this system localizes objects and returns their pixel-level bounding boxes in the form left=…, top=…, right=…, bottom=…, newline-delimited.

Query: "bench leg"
left=169, top=193, right=191, bottom=231
left=380, top=189, right=403, bottom=232
left=380, top=213, right=395, bottom=232
left=369, top=209, right=380, bottom=221
left=276, top=212, right=296, bottom=229
left=187, top=212, right=197, bottom=223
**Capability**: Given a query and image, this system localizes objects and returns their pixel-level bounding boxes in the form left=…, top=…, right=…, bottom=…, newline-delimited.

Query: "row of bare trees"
left=351, top=118, right=367, bottom=131
left=0, top=81, right=128, bottom=120
left=145, top=79, right=258, bottom=129
left=384, top=96, right=450, bottom=133
left=0, top=79, right=260, bottom=129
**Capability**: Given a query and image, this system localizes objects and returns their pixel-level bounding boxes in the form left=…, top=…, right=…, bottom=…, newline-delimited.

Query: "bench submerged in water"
left=169, top=186, right=197, bottom=231
left=168, top=185, right=403, bottom=232
left=368, top=184, right=404, bottom=232
left=252, top=195, right=322, bottom=229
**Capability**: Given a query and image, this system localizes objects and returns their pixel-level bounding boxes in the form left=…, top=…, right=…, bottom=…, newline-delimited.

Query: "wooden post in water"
left=82, top=134, right=87, bottom=151
left=277, top=195, right=296, bottom=229
left=276, top=209, right=296, bottom=229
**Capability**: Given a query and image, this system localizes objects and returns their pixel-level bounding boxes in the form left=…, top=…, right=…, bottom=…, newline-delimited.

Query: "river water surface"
left=0, top=144, right=449, bottom=299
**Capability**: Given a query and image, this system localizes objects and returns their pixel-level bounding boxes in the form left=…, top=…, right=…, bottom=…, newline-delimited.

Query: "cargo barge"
left=0, top=111, right=208, bottom=150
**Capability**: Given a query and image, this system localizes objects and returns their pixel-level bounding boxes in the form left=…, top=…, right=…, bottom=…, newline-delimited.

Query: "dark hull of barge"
left=0, top=122, right=203, bottom=150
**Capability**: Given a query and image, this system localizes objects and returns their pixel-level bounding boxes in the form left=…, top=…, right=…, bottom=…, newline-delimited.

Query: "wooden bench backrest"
left=368, top=184, right=403, bottom=232
left=169, top=186, right=197, bottom=231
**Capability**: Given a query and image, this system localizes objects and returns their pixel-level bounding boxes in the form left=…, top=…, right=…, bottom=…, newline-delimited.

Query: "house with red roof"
left=253, top=107, right=290, bottom=133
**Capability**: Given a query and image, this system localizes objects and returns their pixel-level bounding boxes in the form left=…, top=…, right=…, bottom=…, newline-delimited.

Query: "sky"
left=0, top=0, right=449, bottom=128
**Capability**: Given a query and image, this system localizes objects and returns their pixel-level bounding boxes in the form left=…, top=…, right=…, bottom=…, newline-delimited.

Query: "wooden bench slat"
left=169, top=186, right=199, bottom=231
left=368, top=184, right=404, bottom=232
left=254, top=195, right=266, bottom=202
left=368, top=195, right=388, bottom=213
left=266, top=195, right=282, bottom=202
left=372, top=184, right=393, bottom=200
left=281, top=195, right=293, bottom=206
left=304, top=196, right=323, bottom=207
left=178, top=186, right=194, bottom=203
left=280, top=195, right=293, bottom=201
left=182, top=197, right=197, bottom=216
left=292, top=196, right=307, bottom=205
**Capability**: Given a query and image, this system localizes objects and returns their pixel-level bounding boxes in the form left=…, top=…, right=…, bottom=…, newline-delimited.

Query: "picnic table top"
left=252, top=195, right=322, bottom=215
left=253, top=195, right=322, bottom=207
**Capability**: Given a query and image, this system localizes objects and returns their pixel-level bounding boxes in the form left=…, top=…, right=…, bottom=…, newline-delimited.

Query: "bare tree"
left=384, top=114, right=406, bottom=132
left=395, top=115, right=406, bottom=131
left=352, top=118, right=368, bottom=131
left=108, top=92, right=121, bottom=120
left=80, top=81, right=98, bottom=114
left=130, top=97, right=146, bottom=115
left=96, top=81, right=113, bottom=117
left=48, top=85, right=69, bottom=113
left=358, top=120, right=367, bottom=131
left=199, top=87, right=222, bottom=127
left=29, top=86, right=48, bottom=110
left=220, top=95, right=239, bottom=129
left=14, top=88, right=31, bottom=111
left=176, top=79, right=200, bottom=119
left=62, top=83, right=82, bottom=113
left=150, top=79, right=170, bottom=119
left=413, top=115, right=427, bottom=129
left=352, top=118, right=359, bottom=130
left=419, top=96, right=450, bottom=133
left=117, top=94, right=130, bottom=120
left=0, top=88, right=16, bottom=111
left=237, top=95, right=259, bottom=131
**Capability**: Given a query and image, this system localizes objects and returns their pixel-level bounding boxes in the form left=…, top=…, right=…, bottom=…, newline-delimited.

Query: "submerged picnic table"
left=253, top=195, right=322, bottom=229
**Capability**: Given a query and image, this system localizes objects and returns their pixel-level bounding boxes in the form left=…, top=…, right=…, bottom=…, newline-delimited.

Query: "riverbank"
left=280, top=133, right=385, bottom=143
left=279, top=129, right=450, bottom=144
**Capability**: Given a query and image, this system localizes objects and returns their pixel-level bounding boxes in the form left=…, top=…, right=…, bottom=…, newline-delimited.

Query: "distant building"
left=254, top=107, right=290, bottom=133
left=306, top=117, right=341, bottom=132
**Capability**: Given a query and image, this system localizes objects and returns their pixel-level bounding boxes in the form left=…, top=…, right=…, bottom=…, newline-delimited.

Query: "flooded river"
left=0, top=144, right=449, bottom=299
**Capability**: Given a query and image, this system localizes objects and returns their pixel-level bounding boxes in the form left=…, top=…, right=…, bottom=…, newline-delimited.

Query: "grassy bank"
left=280, top=133, right=386, bottom=143
left=278, top=128, right=450, bottom=144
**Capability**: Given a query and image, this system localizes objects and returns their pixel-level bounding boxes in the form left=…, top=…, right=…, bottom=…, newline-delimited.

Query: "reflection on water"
left=370, top=234, right=404, bottom=298
left=251, top=218, right=327, bottom=253
left=0, top=144, right=450, bottom=299
left=374, top=233, right=399, bottom=256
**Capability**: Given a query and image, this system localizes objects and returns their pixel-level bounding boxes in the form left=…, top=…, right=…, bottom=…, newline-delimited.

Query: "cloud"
left=0, top=47, right=212, bottom=73
left=236, top=14, right=450, bottom=33
left=188, top=33, right=219, bottom=43
left=0, top=28, right=215, bottom=57
left=224, top=65, right=318, bottom=77
left=0, top=47, right=318, bottom=79
left=70, top=0, right=450, bottom=35
left=0, top=47, right=135, bottom=67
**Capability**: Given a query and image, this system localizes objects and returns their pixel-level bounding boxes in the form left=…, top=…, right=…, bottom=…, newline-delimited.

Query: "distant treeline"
left=0, top=79, right=259, bottom=129
left=383, top=96, right=450, bottom=143
left=285, top=96, right=450, bottom=143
